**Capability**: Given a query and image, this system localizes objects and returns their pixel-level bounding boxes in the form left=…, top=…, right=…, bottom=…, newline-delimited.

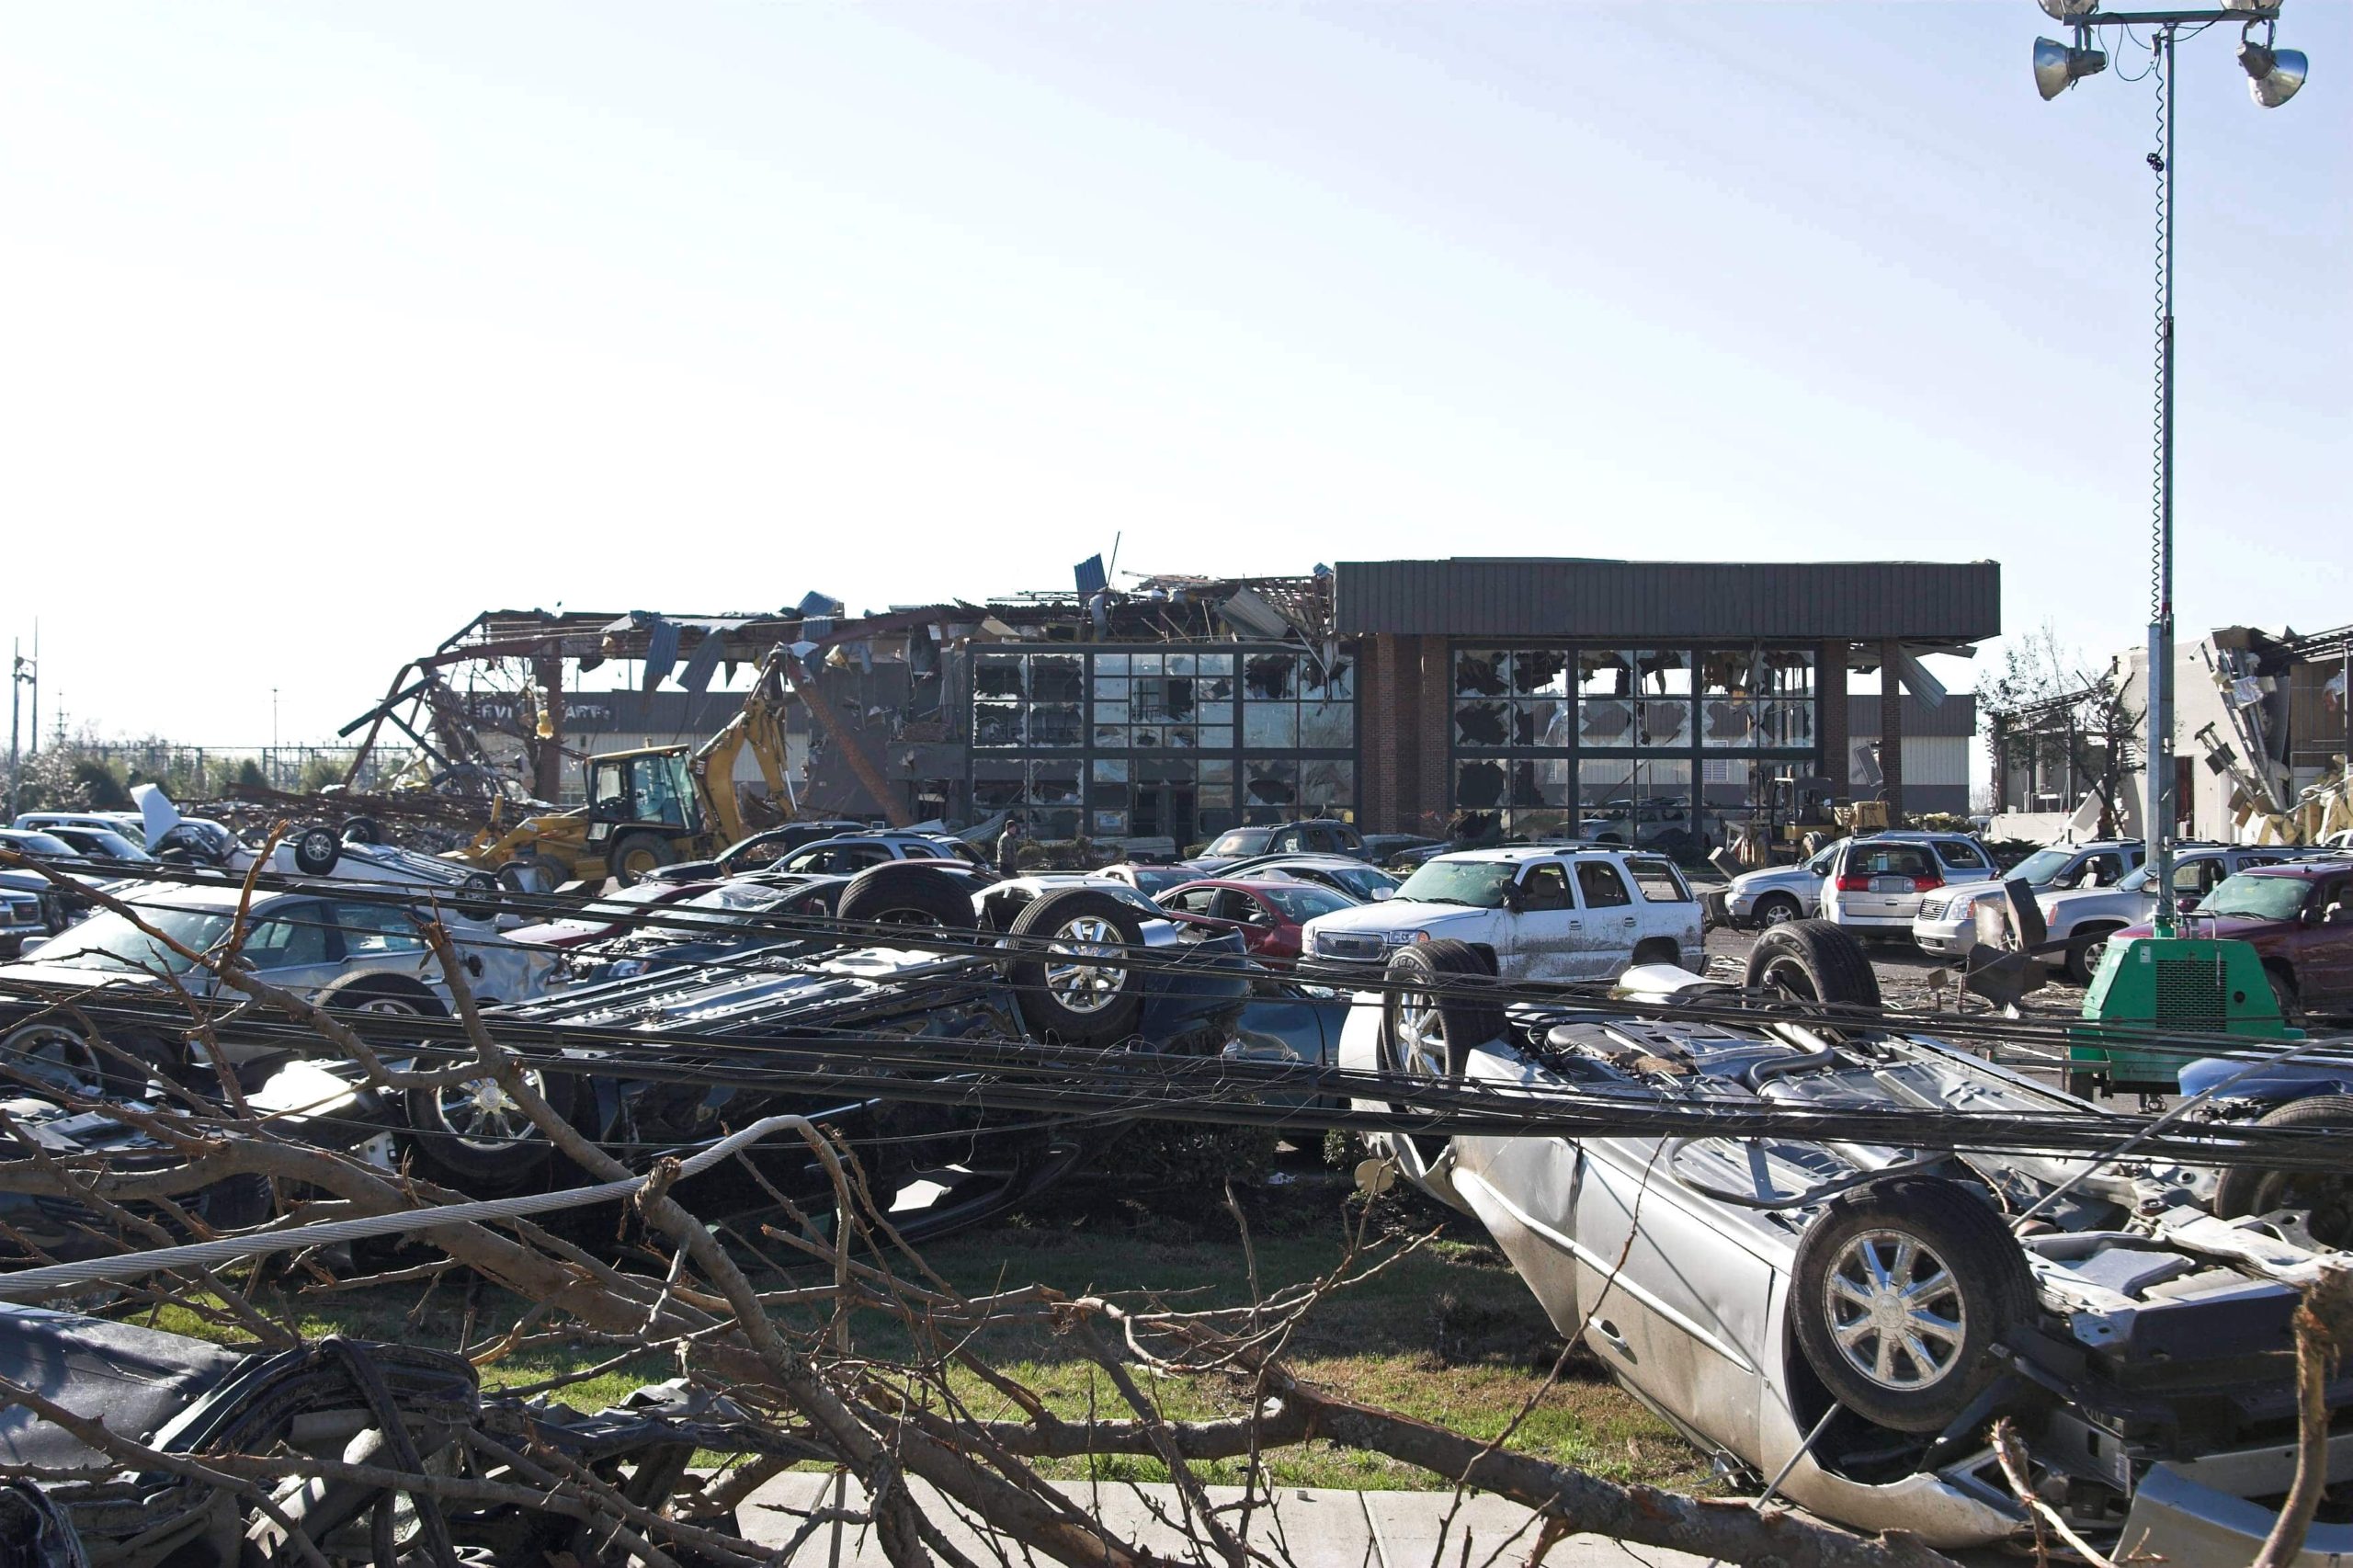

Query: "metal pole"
left=6, top=639, right=19, bottom=820
left=2148, top=26, right=2179, bottom=935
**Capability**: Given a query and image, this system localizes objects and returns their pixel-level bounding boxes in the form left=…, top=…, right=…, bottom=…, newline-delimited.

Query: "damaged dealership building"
left=372, top=557, right=1996, bottom=852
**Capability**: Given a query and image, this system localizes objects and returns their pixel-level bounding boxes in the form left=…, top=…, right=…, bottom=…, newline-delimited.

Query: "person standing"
left=995, top=816, right=1026, bottom=879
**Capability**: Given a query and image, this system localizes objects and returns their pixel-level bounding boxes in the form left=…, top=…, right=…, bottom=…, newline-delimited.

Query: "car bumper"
left=2121, top=1448, right=2353, bottom=1567
left=1912, top=915, right=1978, bottom=956
left=1824, top=908, right=1917, bottom=933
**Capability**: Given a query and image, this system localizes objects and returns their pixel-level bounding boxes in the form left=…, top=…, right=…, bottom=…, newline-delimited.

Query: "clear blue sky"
left=1, top=2, right=2343, bottom=744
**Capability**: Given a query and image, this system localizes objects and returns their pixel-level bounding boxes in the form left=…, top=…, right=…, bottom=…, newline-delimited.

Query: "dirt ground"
left=1699, top=923, right=2088, bottom=1019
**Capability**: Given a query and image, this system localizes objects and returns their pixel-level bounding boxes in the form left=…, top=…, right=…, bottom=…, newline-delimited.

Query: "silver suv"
left=1723, top=833, right=1993, bottom=930
left=1302, top=845, right=1703, bottom=982
left=1914, top=839, right=2144, bottom=960
left=1816, top=834, right=1999, bottom=939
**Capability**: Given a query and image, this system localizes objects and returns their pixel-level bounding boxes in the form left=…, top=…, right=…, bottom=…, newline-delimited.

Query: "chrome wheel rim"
left=1041, top=916, right=1123, bottom=1014
left=434, top=1067, right=546, bottom=1149
left=1823, top=1229, right=1966, bottom=1391
left=1390, top=989, right=1448, bottom=1081
left=1760, top=900, right=1796, bottom=926
left=0, top=1026, right=103, bottom=1095
left=1758, top=955, right=1820, bottom=1001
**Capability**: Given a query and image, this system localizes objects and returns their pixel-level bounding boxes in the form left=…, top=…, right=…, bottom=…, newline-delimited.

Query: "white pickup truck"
left=1300, top=846, right=1703, bottom=983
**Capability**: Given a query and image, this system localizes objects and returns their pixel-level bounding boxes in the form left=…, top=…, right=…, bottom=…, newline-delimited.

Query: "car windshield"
left=32, top=905, right=233, bottom=975
left=1394, top=859, right=1517, bottom=909
left=1121, top=866, right=1188, bottom=895
left=2115, top=865, right=2154, bottom=892
left=0, top=831, right=74, bottom=858
left=1257, top=885, right=1357, bottom=922
left=2202, top=873, right=2313, bottom=922
left=2010, top=847, right=2083, bottom=885
left=1205, top=830, right=1271, bottom=858
left=77, top=830, right=153, bottom=860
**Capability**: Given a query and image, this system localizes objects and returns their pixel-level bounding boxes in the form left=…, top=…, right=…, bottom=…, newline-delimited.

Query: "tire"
left=2212, top=1096, right=2353, bottom=1248
left=1744, top=919, right=1881, bottom=1008
left=1790, top=1176, right=2034, bottom=1434
left=2268, top=965, right=2304, bottom=1027
left=314, top=970, right=449, bottom=1018
left=292, top=824, right=342, bottom=876
left=340, top=816, right=382, bottom=846
left=608, top=831, right=676, bottom=886
left=2064, top=924, right=2124, bottom=987
left=453, top=870, right=500, bottom=922
left=1005, top=889, right=1148, bottom=1046
left=0, top=1020, right=128, bottom=1098
left=837, top=862, right=979, bottom=933
left=1754, top=893, right=1803, bottom=928
left=1381, top=940, right=1506, bottom=1081
left=404, top=1060, right=577, bottom=1196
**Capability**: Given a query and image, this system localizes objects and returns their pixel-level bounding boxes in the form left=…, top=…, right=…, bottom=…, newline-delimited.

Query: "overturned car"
left=1343, top=920, right=2353, bottom=1562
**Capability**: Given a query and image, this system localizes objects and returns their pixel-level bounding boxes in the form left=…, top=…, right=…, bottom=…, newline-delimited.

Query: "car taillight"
left=1912, top=874, right=1943, bottom=892
left=1836, top=874, right=1870, bottom=892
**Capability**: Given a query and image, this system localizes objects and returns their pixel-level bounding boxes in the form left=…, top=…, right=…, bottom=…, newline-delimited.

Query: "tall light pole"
left=2029, top=1, right=2307, bottom=937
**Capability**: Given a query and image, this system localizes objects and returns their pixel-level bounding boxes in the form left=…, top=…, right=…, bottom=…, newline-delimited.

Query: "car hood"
left=0, top=960, right=154, bottom=991
left=2118, top=913, right=2285, bottom=942
left=1729, top=865, right=1815, bottom=895
left=2040, top=885, right=2152, bottom=917
left=1304, top=899, right=1491, bottom=937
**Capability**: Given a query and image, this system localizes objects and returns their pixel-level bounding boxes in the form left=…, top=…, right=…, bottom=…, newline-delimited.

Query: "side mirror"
left=1371, top=886, right=1394, bottom=901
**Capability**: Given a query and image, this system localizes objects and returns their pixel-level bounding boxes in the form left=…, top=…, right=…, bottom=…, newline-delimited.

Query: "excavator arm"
left=688, top=645, right=911, bottom=836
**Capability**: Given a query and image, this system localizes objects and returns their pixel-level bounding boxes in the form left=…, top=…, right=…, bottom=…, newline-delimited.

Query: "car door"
left=2304, top=875, right=2353, bottom=1010
left=1622, top=856, right=1699, bottom=961
left=1506, top=863, right=1576, bottom=979
left=242, top=900, right=347, bottom=997
left=1571, top=860, right=1639, bottom=978
left=330, top=901, right=432, bottom=983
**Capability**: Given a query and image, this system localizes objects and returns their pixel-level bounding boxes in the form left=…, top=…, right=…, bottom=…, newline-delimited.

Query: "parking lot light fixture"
left=2035, top=34, right=2110, bottom=97
left=2240, top=29, right=2308, bottom=106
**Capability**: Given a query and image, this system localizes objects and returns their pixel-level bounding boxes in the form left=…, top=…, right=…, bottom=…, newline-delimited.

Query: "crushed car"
left=131, top=787, right=505, bottom=915
left=0, top=1300, right=781, bottom=1568
left=1342, top=918, right=2353, bottom=1560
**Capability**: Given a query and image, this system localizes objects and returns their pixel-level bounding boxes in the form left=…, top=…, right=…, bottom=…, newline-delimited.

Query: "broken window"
left=1030, top=763, right=1082, bottom=807
left=1245, top=653, right=1296, bottom=701
left=1300, top=758, right=1354, bottom=815
left=1029, top=655, right=1084, bottom=703
left=1453, top=699, right=1510, bottom=748
left=974, top=657, right=1025, bottom=701
left=973, top=703, right=1024, bottom=748
left=1301, top=656, right=1355, bottom=701
left=1300, top=701, right=1352, bottom=748
left=1454, top=650, right=1509, bottom=699
left=1028, top=704, right=1083, bottom=748
left=1454, top=758, right=1506, bottom=811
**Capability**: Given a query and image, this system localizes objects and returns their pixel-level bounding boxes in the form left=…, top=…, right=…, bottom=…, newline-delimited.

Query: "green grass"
left=142, top=1176, right=1713, bottom=1495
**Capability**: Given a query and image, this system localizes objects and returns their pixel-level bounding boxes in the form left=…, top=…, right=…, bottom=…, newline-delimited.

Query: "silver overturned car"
left=1342, top=920, right=2353, bottom=1562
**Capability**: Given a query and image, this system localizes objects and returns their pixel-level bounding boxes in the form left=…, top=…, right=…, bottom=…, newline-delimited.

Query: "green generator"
left=2067, top=934, right=2299, bottom=1096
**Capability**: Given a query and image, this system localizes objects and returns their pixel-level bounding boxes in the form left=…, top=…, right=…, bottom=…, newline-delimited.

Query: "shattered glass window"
left=1244, top=653, right=1296, bottom=701
left=1454, top=650, right=1509, bottom=699
left=1028, top=704, right=1083, bottom=747
left=1029, top=655, right=1084, bottom=702
left=973, top=703, right=1024, bottom=749
left=974, top=657, right=1025, bottom=700
left=1300, top=701, right=1352, bottom=748
left=1300, top=759, right=1354, bottom=813
left=1453, top=699, right=1510, bottom=748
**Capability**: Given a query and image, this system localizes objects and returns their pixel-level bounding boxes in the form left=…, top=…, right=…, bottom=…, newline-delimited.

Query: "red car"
left=1154, top=878, right=1360, bottom=968
left=2115, top=860, right=2353, bottom=1020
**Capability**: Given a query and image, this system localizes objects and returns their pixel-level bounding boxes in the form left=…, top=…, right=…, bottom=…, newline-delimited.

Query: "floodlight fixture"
left=2034, top=34, right=2109, bottom=98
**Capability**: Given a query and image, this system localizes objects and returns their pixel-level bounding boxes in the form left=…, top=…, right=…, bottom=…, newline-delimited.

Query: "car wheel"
left=607, top=831, right=676, bottom=886
left=340, top=816, right=382, bottom=846
left=837, top=862, right=980, bottom=934
left=292, top=823, right=343, bottom=876
left=1754, top=893, right=1802, bottom=927
left=2268, top=965, right=2304, bottom=1027
left=453, top=870, right=500, bottom=922
left=315, top=971, right=449, bottom=1017
left=1743, top=919, right=1881, bottom=1008
left=2064, top=925, right=2123, bottom=987
left=0, top=1020, right=118, bottom=1097
left=1005, top=889, right=1147, bottom=1046
left=1790, top=1176, right=2033, bottom=1434
left=2212, top=1096, right=2353, bottom=1248
left=404, top=1062, right=575, bottom=1196
left=1378, top=940, right=1502, bottom=1172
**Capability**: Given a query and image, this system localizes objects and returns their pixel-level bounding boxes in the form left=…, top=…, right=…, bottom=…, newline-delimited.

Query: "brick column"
left=1879, top=639, right=1905, bottom=824
left=1816, top=643, right=1848, bottom=814
left=1414, top=636, right=1450, bottom=837
left=1361, top=635, right=1404, bottom=832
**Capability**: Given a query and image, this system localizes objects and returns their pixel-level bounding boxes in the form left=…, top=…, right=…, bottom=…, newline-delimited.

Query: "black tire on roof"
left=1788, top=1175, right=2034, bottom=1434
left=292, top=823, right=342, bottom=876
left=1744, top=919, right=1881, bottom=1008
left=1005, top=888, right=1148, bottom=1047
left=340, top=816, right=382, bottom=846
left=838, top=862, right=980, bottom=933
left=2212, top=1095, right=2353, bottom=1248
